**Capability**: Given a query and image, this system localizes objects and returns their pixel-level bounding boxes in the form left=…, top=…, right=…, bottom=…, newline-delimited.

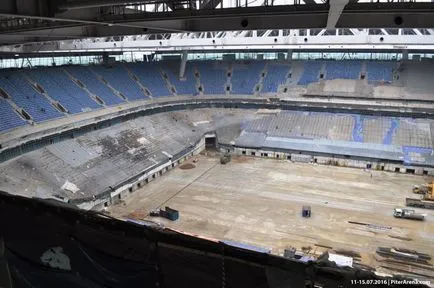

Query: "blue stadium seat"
left=0, top=98, right=26, bottom=132
left=26, top=68, right=100, bottom=114
left=126, top=63, right=170, bottom=97
left=297, top=62, right=322, bottom=85
left=231, top=61, right=265, bottom=94
left=195, top=61, right=228, bottom=94
left=91, top=65, right=146, bottom=101
left=66, top=66, right=124, bottom=106
left=366, top=62, right=395, bottom=83
left=325, top=61, right=361, bottom=80
left=0, top=72, right=62, bottom=122
left=262, top=64, right=289, bottom=93
left=161, top=63, right=197, bottom=95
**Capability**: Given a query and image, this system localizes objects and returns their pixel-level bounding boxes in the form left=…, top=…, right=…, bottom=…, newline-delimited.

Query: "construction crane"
left=406, top=181, right=434, bottom=209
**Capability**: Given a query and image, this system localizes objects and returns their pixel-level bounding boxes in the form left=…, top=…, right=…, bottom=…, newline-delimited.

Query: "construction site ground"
left=108, top=153, right=434, bottom=281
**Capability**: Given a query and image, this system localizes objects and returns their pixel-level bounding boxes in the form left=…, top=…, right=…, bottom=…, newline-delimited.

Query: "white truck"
left=393, top=208, right=425, bottom=221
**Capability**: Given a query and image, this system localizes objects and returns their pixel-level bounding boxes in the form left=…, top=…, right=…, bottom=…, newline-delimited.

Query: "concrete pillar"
left=402, top=49, right=409, bottom=61
left=179, top=51, right=188, bottom=79
left=287, top=50, right=293, bottom=61
left=102, top=52, right=109, bottom=64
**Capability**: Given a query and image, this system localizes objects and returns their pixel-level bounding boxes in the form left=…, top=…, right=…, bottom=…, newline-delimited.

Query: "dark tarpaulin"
left=0, top=192, right=430, bottom=288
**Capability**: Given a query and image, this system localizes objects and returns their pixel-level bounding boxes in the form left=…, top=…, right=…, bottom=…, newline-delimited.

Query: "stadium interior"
left=1, top=0, right=434, bottom=287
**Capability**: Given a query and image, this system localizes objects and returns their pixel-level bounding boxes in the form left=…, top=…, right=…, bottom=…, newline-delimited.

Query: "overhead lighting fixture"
left=14, top=54, right=19, bottom=57
left=108, top=23, right=113, bottom=27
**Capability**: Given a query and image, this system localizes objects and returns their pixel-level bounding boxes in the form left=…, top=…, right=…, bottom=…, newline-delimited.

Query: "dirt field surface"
left=108, top=154, right=434, bottom=281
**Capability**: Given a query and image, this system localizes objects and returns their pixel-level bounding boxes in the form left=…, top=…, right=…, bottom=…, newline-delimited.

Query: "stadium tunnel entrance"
left=205, top=133, right=217, bottom=149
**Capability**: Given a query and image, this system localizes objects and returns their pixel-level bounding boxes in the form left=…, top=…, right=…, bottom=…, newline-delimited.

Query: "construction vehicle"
left=220, top=152, right=231, bottom=164
left=412, top=182, right=434, bottom=195
left=377, top=247, right=431, bottom=263
left=406, top=181, right=434, bottom=210
left=393, top=208, right=424, bottom=221
left=149, top=206, right=179, bottom=221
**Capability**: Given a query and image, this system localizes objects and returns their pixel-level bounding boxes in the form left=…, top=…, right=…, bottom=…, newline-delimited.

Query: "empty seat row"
left=0, top=72, right=62, bottom=122
left=90, top=65, right=146, bottom=101
left=231, top=61, right=265, bottom=94
left=0, top=98, right=26, bottom=131
left=126, top=63, right=170, bottom=97
left=161, top=63, right=197, bottom=95
left=26, top=68, right=101, bottom=114
left=66, top=66, right=124, bottom=106
left=325, top=61, right=362, bottom=80
left=0, top=60, right=399, bottom=133
left=297, top=62, right=322, bottom=85
left=366, top=62, right=395, bottom=83
left=262, top=64, right=290, bottom=93
left=195, top=61, right=228, bottom=94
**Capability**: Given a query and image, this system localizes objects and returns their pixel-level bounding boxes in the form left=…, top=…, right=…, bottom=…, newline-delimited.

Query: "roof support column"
left=402, top=49, right=408, bottom=61
left=287, top=49, right=293, bottom=60
left=179, top=51, right=188, bottom=79
left=327, top=0, right=349, bottom=28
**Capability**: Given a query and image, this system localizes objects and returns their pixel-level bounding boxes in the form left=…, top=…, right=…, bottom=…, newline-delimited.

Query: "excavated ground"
left=109, top=153, right=434, bottom=282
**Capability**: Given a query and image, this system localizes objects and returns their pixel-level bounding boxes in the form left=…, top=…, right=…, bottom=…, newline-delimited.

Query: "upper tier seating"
left=126, top=63, right=170, bottom=97
left=66, top=66, right=124, bottom=106
left=262, top=64, right=290, bottom=93
left=195, top=62, right=228, bottom=94
left=231, top=61, right=265, bottom=94
left=91, top=65, right=145, bottom=101
left=26, top=68, right=100, bottom=114
left=0, top=60, right=403, bottom=133
left=0, top=98, right=26, bottom=131
left=0, top=72, right=62, bottom=122
left=297, top=62, right=322, bottom=85
left=366, top=62, right=395, bottom=83
left=325, top=61, right=361, bottom=80
left=161, top=63, right=197, bottom=95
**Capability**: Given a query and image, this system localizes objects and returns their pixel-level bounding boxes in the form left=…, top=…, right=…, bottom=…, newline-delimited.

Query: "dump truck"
left=393, top=208, right=424, bottom=221
left=406, top=181, right=434, bottom=209
left=406, top=198, right=434, bottom=209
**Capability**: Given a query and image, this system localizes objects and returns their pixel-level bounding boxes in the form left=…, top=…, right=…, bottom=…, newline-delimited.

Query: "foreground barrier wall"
left=0, top=191, right=428, bottom=288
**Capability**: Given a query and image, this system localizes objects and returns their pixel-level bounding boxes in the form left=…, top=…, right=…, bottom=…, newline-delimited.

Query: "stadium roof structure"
left=0, top=0, right=434, bottom=55
left=3, top=28, right=434, bottom=55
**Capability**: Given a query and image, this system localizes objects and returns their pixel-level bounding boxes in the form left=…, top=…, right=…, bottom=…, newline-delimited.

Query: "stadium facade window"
left=0, top=51, right=422, bottom=70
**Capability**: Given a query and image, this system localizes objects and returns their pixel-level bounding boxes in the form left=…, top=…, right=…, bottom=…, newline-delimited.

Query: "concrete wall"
left=230, top=146, right=434, bottom=176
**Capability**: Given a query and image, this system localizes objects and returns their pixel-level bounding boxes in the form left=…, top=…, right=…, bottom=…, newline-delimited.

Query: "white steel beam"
left=2, top=29, right=434, bottom=53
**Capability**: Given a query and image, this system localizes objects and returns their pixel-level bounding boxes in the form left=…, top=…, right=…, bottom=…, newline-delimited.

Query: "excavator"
left=406, top=181, right=434, bottom=209
left=413, top=182, right=434, bottom=197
